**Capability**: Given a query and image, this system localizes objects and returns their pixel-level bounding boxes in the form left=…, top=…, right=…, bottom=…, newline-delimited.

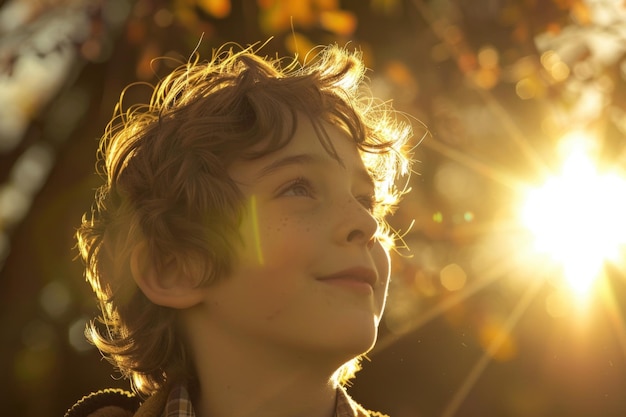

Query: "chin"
left=328, top=321, right=379, bottom=358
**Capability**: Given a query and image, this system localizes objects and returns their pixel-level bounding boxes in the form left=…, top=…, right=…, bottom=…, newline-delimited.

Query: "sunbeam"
left=441, top=277, right=544, bottom=417
left=598, top=273, right=626, bottom=363
left=375, top=244, right=521, bottom=354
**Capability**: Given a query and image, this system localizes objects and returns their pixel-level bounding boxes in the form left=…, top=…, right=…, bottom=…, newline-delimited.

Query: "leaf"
left=385, top=60, right=415, bottom=87
left=197, top=0, right=231, bottom=19
left=259, top=0, right=314, bottom=33
left=319, top=10, right=357, bottom=36
left=284, top=32, right=316, bottom=62
left=570, top=0, right=591, bottom=25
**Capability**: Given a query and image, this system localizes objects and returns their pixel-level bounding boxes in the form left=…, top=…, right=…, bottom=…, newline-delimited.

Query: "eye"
left=356, top=193, right=378, bottom=213
left=280, top=177, right=315, bottom=198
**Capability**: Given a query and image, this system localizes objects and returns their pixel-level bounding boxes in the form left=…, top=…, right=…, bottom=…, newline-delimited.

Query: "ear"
left=130, top=242, right=208, bottom=309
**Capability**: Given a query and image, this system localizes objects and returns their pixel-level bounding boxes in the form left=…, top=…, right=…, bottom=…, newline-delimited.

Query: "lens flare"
left=520, top=133, right=626, bottom=297
left=249, top=195, right=265, bottom=265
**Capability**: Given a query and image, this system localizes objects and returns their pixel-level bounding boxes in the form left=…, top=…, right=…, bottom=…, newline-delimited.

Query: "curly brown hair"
left=76, top=43, right=412, bottom=396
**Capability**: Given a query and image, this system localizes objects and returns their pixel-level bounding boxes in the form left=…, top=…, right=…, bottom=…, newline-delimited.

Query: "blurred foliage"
left=1, top=1, right=626, bottom=417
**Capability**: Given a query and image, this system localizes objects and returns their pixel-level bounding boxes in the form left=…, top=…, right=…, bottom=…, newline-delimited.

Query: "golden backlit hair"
left=77, top=42, right=412, bottom=395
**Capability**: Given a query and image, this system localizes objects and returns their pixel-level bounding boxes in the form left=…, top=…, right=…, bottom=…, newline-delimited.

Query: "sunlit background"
left=2, top=0, right=626, bottom=416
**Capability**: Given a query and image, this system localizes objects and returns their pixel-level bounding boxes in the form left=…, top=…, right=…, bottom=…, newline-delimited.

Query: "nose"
left=337, top=197, right=379, bottom=248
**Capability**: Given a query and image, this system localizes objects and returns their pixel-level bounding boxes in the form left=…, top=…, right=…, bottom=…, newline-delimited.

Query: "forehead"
left=249, top=110, right=362, bottom=159
left=283, top=116, right=359, bottom=160
left=229, top=115, right=370, bottom=182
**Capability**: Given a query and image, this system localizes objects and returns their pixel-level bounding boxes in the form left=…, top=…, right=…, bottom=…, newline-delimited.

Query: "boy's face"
left=199, top=116, right=390, bottom=366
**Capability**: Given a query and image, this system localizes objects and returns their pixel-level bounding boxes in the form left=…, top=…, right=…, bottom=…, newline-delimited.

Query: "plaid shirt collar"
left=160, top=383, right=383, bottom=417
left=162, top=384, right=195, bottom=417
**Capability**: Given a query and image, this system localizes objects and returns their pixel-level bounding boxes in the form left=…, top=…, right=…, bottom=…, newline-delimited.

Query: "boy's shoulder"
left=65, top=385, right=390, bottom=417
left=65, top=388, right=170, bottom=417
left=64, top=389, right=140, bottom=417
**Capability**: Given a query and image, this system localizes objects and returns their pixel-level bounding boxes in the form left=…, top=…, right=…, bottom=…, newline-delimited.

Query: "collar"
left=162, top=384, right=196, bottom=417
left=158, top=383, right=387, bottom=417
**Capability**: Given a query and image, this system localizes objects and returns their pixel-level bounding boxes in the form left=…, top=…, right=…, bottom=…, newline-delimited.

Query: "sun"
left=519, top=132, right=626, bottom=297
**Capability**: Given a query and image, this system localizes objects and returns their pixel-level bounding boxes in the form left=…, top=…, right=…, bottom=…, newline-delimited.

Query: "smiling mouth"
left=317, top=267, right=377, bottom=294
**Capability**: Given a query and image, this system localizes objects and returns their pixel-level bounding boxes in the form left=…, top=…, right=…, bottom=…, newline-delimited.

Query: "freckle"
left=265, top=309, right=282, bottom=321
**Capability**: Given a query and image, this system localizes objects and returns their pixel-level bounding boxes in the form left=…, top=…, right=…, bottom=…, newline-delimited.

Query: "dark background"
left=2, top=0, right=626, bottom=416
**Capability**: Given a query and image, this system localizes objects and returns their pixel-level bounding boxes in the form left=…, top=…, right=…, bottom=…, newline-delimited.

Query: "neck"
left=193, top=344, right=339, bottom=417
left=194, top=365, right=338, bottom=417
left=183, top=311, right=343, bottom=417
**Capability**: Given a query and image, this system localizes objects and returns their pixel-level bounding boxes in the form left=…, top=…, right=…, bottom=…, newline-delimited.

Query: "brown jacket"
left=65, top=386, right=388, bottom=417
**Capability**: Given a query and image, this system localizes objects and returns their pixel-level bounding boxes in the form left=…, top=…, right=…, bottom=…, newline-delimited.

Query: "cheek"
left=372, top=242, right=391, bottom=315
left=373, top=241, right=390, bottom=284
left=236, top=200, right=312, bottom=263
left=258, top=214, right=320, bottom=262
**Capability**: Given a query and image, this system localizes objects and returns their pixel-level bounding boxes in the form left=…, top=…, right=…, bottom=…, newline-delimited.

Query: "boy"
left=67, top=43, right=412, bottom=417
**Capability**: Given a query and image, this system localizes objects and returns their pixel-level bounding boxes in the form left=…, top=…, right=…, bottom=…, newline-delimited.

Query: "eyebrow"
left=257, top=152, right=375, bottom=188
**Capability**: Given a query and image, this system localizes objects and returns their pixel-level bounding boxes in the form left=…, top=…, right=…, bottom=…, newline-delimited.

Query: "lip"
left=317, top=267, right=378, bottom=294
